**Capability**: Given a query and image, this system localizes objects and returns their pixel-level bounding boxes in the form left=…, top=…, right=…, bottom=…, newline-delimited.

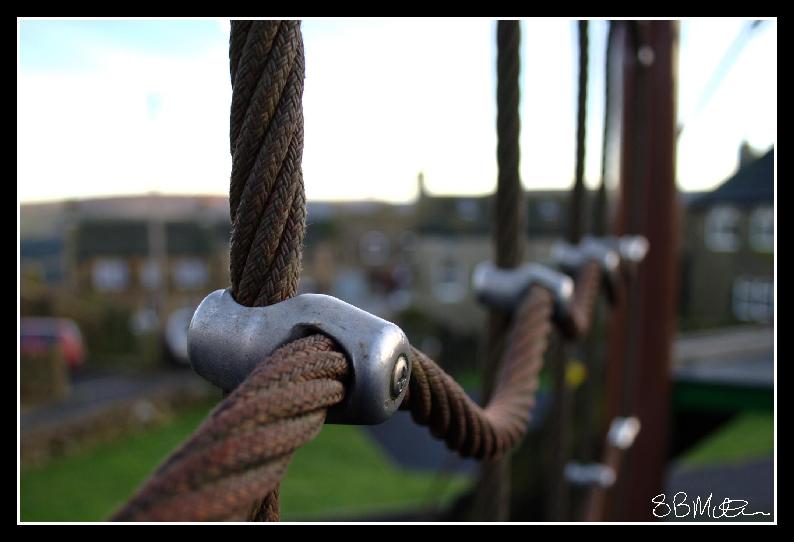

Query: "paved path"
left=21, top=368, right=214, bottom=434
left=365, top=390, right=552, bottom=475
left=664, top=457, right=774, bottom=522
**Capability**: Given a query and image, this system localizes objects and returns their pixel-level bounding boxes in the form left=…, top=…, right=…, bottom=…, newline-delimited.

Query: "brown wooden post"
left=602, top=20, right=681, bottom=521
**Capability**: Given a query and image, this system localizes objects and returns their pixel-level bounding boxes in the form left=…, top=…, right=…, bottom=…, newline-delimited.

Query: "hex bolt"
left=391, top=355, right=409, bottom=398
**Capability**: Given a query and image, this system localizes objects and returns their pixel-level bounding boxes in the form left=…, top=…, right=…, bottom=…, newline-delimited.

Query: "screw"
left=638, top=46, right=655, bottom=67
left=391, top=355, right=409, bottom=398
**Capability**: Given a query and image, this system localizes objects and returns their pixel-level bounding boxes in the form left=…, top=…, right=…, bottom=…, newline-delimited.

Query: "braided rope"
left=228, top=20, right=307, bottom=520
left=569, top=261, right=603, bottom=337
left=568, top=20, right=589, bottom=244
left=229, top=20, right=306, bottom=308
left=593, top=22, right=615, bottom=237
left=112, top=335, right=347, bottom=522
left=494, top=20, right=525, bottom=269
left=401, top=285, right=554, bottom=459
left=400, top=261, right=606, bottom=462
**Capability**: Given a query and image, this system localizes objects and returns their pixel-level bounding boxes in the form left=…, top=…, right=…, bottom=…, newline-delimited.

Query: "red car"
left=20, top=317, right=86, bottom=370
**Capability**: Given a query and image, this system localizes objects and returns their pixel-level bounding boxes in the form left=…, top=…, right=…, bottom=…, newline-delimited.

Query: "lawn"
left=20, top=401, right=472, bottom=522
left=678, top=411, right=774, bottom=468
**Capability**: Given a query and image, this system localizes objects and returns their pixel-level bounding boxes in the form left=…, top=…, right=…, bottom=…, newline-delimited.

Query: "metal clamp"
left=552, top=236, right=622, bottom=303
left=187, top=289, right=411, bottom=425
left=607, top=416, right=641, bottom=450
left=472, top=261, right=574, bottom=323
left=614, top=235, right=649, bottom=264
left=564, top=462, right=616, bottom=488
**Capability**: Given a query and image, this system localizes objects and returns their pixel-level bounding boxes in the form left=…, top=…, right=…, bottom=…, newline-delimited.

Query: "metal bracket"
left=187, top=289, right=411, bottom=425
left=552, top=236, right=623, bottom=303
left=564, top=462, right=616, bottom=488
left=607, top=416, right=641, bottom=450
left=614, top=235, right=649, bottom=264
left=472, top=260, right=574, bottom=323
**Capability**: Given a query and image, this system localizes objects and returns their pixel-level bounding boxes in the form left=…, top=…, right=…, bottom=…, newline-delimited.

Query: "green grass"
left=20, top=401, right=472, bottom=522
left=678, top=412, right=774, bottom=468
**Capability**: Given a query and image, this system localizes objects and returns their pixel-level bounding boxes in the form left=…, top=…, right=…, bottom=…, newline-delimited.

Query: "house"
left=680, top=145, right=774, bottom=328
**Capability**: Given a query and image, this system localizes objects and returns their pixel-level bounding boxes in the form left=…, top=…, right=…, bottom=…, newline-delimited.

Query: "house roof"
left=689, top=149, right=774, bottom=210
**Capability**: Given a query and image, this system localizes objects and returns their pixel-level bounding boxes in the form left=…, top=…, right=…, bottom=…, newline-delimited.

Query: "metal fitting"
left=553, top=236, right=621, bottom=276
left=564, top=462, right=616, bottom=488
left=187, top=289, right=411, bottom=425
left=472, top=260, right=574, bottom=322
left=552, top=236, right=622, bottom=304
left=615, top=235, right=649, bottom=264
left=607, top=416, right=641, bottom=450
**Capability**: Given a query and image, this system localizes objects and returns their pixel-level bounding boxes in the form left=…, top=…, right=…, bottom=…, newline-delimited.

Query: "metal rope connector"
left=187, top=289, right=411, bottom=425
left=472, top=261, right=574, bottom=324
left=552, top=236, right=624, bottom=303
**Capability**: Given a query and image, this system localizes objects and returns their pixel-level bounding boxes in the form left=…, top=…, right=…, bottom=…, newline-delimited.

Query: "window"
left=704, top=206, right=741, bottom=252
left=92, top=258, right=129, bottom=292
left=140, top=260, right=162, bottom=290
left=749, top=207, right=773, bottom=253
left=456, top=199, right=479, bottom=222
left=172, top=259, right=208, bottom=291
left=432, top=257, right=467, bottom=303
left=360, top=230, right=390, bottom=266
left=538, top=200, right=561, bottom=223
left=732, top=276, right=773, bottom=323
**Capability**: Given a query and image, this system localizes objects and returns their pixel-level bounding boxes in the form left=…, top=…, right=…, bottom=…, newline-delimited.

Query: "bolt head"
left=391, top=355, right=409, bottom=398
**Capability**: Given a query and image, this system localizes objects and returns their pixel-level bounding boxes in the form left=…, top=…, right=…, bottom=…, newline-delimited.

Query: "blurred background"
left=18, top=18, right=774, bottom=522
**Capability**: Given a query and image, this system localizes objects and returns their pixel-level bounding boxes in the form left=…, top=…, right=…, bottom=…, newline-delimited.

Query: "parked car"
left=20, top=317, right=86, bottom=370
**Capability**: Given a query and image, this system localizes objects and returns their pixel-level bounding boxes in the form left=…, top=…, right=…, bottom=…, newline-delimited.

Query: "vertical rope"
left=472, top=20, right=525, bottom=522
left=494, top=21, right=525, bottom=269
left=550, top=20, right=589, bottom=521
left=568, top=20, right=589, bottom=244
left=593, top=22, right=614, bottom=237
left=227, top=19, right=307, bottom=522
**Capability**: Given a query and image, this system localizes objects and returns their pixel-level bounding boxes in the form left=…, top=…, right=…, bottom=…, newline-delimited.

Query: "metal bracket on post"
left=472, top=261, right=575, bottom=327
left=563, top=462, right=617, bottom=488
left=607, top=416, right=641, bottom=450
left=187, top=289, right=412, bottom=425
left=612, top=235, right=649, bottom=280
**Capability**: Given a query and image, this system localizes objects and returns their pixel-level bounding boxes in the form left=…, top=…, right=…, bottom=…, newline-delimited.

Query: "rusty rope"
left=494, top=20, right=525, bottom=269
left=112, top=335, right=347, bottom=522
left=593, top=22, right=615, bottom=237
left=228, top=20, right=306, bottom=308
left=568, top=261, right=603, bottom=337
left=227, top=20, right=306, bottom=520
left=399, top=261, right=605, bottom=460
left=568, top=20, right=589, bottom=244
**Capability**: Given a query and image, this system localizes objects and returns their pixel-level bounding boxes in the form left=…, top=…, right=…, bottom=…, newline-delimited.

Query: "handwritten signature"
left=652, top=492, right=771, bottom=519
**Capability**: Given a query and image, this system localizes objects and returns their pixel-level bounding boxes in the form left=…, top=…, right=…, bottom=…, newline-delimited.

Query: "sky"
left=17, top=18, right=777, bottom=204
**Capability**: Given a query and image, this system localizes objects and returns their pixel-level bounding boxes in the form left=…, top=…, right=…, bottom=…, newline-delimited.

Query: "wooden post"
left=602, top=20, right=680, bottom=521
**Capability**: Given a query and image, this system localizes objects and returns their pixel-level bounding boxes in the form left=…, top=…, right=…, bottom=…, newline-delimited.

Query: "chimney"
left=738, top=141, right=758, bottom=170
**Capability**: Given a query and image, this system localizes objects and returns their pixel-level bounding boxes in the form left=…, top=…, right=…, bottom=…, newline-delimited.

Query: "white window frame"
left=92, top=258, right=129, bottom=292
left=704, top=206, right=741, bottom=253
left=748, top=206, right=774, bottom=253
left=171, top=258, right=209, bottom=291
left=732, top=276, right=773, bottom=323
left=431, top=257, right=467, bottom=304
